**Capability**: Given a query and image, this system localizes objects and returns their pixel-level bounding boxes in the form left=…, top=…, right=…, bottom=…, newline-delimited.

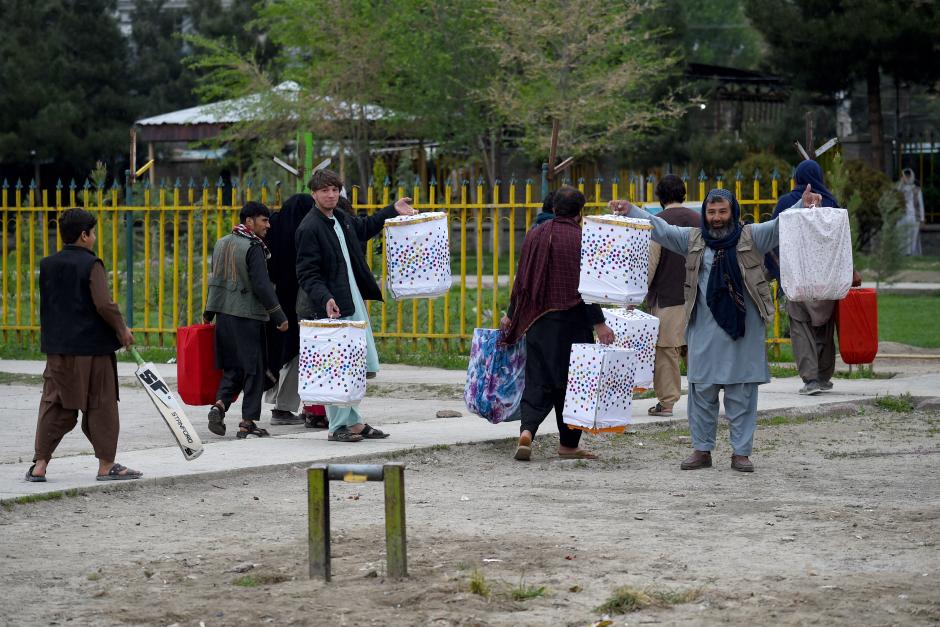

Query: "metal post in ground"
left=307, top=465, right=331, bottom=580
left=124, top=169, right=134, bottom=327
left=384, top=463, right=407, bottom=578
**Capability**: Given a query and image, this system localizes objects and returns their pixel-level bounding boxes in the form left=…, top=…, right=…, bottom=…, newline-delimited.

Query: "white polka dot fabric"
left=298, top=320, right=367, bottom=406
left=579, top=215, right=652, bottom=305
left=562, top=344, right=637, bottom=432
left=779, top=207, right=853, bottom=302
left=384, top=212, right=452, bottom=299
left=602, top=308, right=659, bottom=389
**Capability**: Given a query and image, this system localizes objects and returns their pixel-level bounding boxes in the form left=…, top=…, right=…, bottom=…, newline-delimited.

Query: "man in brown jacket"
left=646, top=175, right=701, bottom=417
left=26, top=208, right=140, bottom=482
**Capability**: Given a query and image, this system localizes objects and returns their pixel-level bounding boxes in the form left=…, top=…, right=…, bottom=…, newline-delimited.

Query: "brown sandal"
left=236, top=421, right=270, bottom=439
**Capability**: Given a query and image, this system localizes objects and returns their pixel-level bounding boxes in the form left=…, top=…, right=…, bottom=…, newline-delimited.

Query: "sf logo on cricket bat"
left=139, top=369, right=170, bottom=395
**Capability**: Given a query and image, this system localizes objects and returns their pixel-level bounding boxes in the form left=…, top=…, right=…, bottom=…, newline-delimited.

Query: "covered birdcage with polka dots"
left=578, top=215, right=652, bottom=306
left=298, top=319, right=367, bottom=406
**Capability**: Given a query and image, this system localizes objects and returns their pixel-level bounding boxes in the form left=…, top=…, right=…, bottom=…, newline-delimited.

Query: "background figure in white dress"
left=896, top=168, right=925, bottom=256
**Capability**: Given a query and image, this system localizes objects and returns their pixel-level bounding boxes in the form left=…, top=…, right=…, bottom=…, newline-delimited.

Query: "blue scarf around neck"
left=701, top=188, right=747, bottom=340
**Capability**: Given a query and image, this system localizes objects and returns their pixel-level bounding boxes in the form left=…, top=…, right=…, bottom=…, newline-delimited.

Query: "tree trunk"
left=867, top=64, right=885, bottom=172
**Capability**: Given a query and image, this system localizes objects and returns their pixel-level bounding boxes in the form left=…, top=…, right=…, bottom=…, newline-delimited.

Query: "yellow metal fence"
left=0, top=175, right=792, bottom=352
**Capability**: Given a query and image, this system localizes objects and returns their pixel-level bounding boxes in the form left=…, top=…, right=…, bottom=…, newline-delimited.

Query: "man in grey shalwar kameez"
left=613, top=184, right=822, bottom=472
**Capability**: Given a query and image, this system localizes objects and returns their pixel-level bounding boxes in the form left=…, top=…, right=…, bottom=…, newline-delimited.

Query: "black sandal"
left=328, top=427, right=363, bottom=442
left=25, top=464, right=47, bottom=483
left=360, top=424, right=390, bottom=439
left=236, top=421, right=270, bottom=439
left=208, top=402, right=226, bottom=436
left=304, top=414, right=329, bottom=429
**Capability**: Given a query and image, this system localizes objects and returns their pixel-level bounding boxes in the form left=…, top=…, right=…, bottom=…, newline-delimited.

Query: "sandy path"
left=1, top=405, right=938, bottom=626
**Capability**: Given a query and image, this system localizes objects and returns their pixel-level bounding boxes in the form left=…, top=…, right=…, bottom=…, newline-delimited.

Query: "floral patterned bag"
left=464, top=328, right=525, bottom=424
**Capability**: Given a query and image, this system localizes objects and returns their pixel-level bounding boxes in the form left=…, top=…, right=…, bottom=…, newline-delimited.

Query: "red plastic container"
left=176, top=324, right=223, bottom=406
left=836, top=288, right=878, bottom=364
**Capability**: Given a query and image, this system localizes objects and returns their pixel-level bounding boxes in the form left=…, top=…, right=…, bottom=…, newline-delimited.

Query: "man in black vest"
left=646, top=175, right=701, bottom=417
left=26, top=208, right=140, bottom=482
left=204, top=202, right=288, bottom=439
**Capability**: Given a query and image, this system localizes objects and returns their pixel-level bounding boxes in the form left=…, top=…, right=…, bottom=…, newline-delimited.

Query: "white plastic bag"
left=384, top=211, right=452, bottom=299
left=779, top=207, right=853, bottom=301
left=562, top=344, right=636, bottom=433
left=579, top=215, right=652, bottom=305
left=602, top=308, right=659, bottom=389
left=298, top=319, right=367, bottom=406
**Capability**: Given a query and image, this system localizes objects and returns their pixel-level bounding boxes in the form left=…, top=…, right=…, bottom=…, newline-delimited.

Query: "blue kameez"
left=326, top=219, right=380, bottom=432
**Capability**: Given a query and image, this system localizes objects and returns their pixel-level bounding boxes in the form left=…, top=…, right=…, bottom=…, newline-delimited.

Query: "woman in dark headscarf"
left=264, top=193, right=317, bottom=425
left=502, top=186, right=614, bottom=462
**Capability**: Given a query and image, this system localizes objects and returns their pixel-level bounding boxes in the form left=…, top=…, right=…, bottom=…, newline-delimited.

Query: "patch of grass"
left=233, top=575, right=259, bottom=587
left=510, top=575, right=547, bottom=601
left=878, top=294, right=940, bottom=348
left=468, top=568, right=491, bottom=598
left=595, top=586, right=654, bottom=613
left=595, top=585, right=701, bottom=615
left=2, top=487, right=85, bottom=509
left=875, top=393, right=915, bottom=412
left=770, top=364, right=800, bottom=378
left=761, top=414, right=810, bottom=427
left=427, top=444, right=451, bottom=451
left=649, top=588, right=702, bottom=605
left=86, top=572, right=101, bottom=581
left=833, top=366, right=894, bottom=380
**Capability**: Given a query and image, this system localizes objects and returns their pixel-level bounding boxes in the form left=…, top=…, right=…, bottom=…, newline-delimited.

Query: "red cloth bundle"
left=836, top=288, right=878, bottom=365
left=176, top=324, right=223, bottom=406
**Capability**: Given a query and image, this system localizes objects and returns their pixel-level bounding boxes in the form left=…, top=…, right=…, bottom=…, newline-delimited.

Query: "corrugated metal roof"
left=135, top=81, right=392, bottom=127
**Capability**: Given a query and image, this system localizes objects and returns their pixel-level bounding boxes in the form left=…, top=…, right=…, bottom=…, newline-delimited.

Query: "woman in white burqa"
left=896, top=168, right=925, bottom=255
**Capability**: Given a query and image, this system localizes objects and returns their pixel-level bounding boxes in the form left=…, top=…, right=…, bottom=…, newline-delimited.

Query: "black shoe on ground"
left=207, top=403, right=226, bottom=436
left=270, top=409, right=305, bottom=425
left=819, top=380, right=833, bottom=391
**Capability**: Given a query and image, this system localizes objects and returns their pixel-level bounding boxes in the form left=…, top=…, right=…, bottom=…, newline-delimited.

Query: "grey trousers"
left=264, top=356, right=300, bottom=412
left=688, top=382, right=759, bottom=456
left=790, top=317, right=836, bottom=384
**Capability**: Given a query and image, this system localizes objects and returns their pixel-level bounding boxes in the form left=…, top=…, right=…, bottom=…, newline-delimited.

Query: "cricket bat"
left=130, top=348, right=204, bottom=461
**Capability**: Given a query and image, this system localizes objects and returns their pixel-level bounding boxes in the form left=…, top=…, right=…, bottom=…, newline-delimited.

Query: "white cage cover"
left=579, top=215, right=652, bottom=305
left=779, top=207, right=853, bottom=302
left=298, top=319, right=367, bottom=406
left=384, top=211, right=452, bottom=299
left=602, top=308, right=659, bottom=389
left=562, top=344, right=637, bottom=433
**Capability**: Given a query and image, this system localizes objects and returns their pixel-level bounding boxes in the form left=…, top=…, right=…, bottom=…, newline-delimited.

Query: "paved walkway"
left=2, top=356, right=937, bottom=501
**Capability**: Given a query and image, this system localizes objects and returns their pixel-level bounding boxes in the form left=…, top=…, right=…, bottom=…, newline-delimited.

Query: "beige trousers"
left=653, top=346, right=682, bottom=408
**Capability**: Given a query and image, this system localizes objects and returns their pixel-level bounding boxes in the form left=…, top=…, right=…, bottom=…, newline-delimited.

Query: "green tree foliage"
left=744, top=0, right=940, bottom=171
left=483, top=0, right=686, bottom=162
left=872, top=189, right=905, bottom=286
left=130, top=0, right=279, bottom=118
left=130, top=0, right=196, bottom=118
left=0, top=0, right=134, bottom=177
left=678, top=0, right=766, bottom=68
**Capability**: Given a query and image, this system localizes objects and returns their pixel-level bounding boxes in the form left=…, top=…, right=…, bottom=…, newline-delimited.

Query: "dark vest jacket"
left=205, top=234, right=270, bottom=321
left=39, top=246, right=121, bottom=355
left=647, top=205, right=701, bottom=307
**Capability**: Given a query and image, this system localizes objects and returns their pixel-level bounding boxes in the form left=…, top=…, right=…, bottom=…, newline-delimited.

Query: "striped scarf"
left=232, top=223, right=271, bottom=260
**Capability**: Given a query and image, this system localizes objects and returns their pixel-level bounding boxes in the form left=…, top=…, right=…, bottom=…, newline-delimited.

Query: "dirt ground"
left=2, top=404, right=938, bottom=626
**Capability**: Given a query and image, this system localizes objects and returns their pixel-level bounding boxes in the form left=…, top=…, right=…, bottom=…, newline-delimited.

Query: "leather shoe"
left=680, top=450, right=712, bottom=470
left=731, top=455, right=754, bottom=472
